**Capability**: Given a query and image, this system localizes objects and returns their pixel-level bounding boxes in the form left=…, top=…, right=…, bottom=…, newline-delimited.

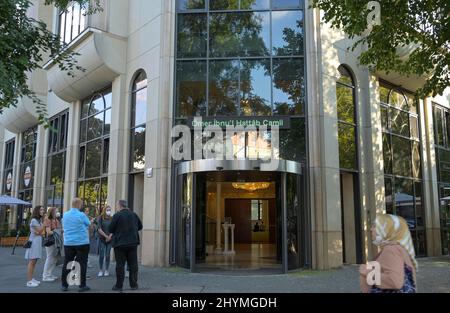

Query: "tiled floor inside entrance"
left=197, top=243, right=281, bottom=272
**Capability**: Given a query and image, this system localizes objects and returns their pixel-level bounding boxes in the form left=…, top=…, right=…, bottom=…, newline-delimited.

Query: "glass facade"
left=130, top=71, right=148, bottom=172
left=2, top=139, right=15, bottom=195
left=432, top=102, right=450, bottom=254
left=45, top=111, right=69, bottom=210
left=173, top=0, right=308, bottom=272
left=175, top=0, right=306, bottom=162
left=77, top=89, right=111, bottom=212
left=381, top=85, right=426, bottom=256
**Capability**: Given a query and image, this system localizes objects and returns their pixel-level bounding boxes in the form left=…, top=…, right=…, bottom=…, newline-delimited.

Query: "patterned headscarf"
left=374, top=214, right=418, bottom=271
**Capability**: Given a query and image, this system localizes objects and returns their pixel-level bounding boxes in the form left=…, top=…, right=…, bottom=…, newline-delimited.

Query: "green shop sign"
left=186, top=117, right=291, bottom=129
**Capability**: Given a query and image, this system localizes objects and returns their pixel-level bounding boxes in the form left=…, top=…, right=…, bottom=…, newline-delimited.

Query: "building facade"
left=0, top=0, right=448, bottom=272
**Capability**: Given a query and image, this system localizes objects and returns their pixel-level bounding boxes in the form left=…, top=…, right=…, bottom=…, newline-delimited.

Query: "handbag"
left=23, top=240, right=32, bottom=249
left=23, top=230, right=32, bottom=249
left=43, top=219, right=55, bottom=247
left=43, top=234, right=55, bottom=247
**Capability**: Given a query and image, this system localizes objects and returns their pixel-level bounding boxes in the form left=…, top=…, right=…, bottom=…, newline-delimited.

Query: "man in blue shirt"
left=61, top=198, right=92, bottom=292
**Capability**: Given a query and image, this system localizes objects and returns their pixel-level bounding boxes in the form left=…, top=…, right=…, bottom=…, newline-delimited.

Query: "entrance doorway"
left=198, top=172, right=281, bottom=272
left=173, top=160, right=309, bottom=273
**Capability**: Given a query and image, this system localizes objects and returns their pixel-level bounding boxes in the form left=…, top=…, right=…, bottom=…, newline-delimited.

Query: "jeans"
left=61, top=244, right=90, bottom=288
left=98, top=240, right=112, bottom=271
left=114, top=245, right=138, bottom=288
left=42, top=245, right=57, bottom=279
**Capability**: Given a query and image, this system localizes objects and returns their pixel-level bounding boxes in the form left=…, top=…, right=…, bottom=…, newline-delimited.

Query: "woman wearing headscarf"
left=360, top=213, right=418, bottom=293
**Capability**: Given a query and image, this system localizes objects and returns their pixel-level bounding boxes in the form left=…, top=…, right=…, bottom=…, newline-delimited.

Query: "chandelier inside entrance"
left=232, top=182, right=271, bottom=192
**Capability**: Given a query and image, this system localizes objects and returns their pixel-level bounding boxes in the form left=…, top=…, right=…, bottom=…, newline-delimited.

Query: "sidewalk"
left=0, top=248, right=449, bottom=293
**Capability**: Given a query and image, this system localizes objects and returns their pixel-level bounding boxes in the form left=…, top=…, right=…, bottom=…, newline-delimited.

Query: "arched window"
left=130, top=71, right=148, bottom=172
left=379, top=83, right=425, bottom=256
left=336, top=65, right=357, bottom=170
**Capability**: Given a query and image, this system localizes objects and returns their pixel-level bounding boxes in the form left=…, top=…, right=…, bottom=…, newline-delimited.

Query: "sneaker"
left=104, top=270, right=109, bottom=277
left=61, top=286, right=68, bottom=292
left=50, top=275, right=59, bottom=280
left=31, top=278, right=41, bottom=284
left=130, top=285, right=138, bottom=291
left=98, top=271, right=104, bottom=277
left=26, top=281, right=39, bottom=287
left=42, top=277, right=56, bottom=282
left=78, top=286, right=91, bottom=292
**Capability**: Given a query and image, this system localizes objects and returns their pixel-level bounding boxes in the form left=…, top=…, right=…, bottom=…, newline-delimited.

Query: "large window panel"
left=87, top=113, right=104, bottom=141
left=78, top=146, right=85, bottom=178
left=383, top=133, right=392, bottom=174
left=131, top=127, right=146, bottom=171
left=390, top=108, right=410, bottom=137
left=240, top=59, right=272, bottom=116
left=85, top=140, right=102, bottom=179
left=389, top=90, right=409, bottom=111
left=209, top=59, right=240, bottom=116
left=410, top=115, right=419, bottom=140
left=209, top=0, right=239, bottom=10
left=176, top=61, right=207, bottom=117
left=272, top=10, right=303, bottom=56
left=392, top=135, right=412, bottom=177
left=412, top=141, right=421, bottom=178
left=380, top=105, right=388, bottom=131
left=394, top=178, right=415, bottom=229
left=133, top=88, right=148, bottom=127
left=178, top=0, right=205, bottom=11
left=49, top=153, right=64, bottom=186
left=338, top=123, right=357, bottom=170
left=104, top=109, right=111, bottom=135
left=273, top=58, right=304, bottom=115
left=434, top=106, right=444, bottom=146
left=241, top=0, right=271, bottom=10
left=336, top=84, right=355, bottom=124
left=279, top=118, right=306, bottom=162
left=272, top=0, right=301, bottom=9
left=414, top=181, right=424, bottom=227
left=177, top=14, right=207, bottom=58
left=209, top=12, right=270, bottom=57
left=385, top=178, right=394, bottom=214
left=102, top=138, right=109, bottom=175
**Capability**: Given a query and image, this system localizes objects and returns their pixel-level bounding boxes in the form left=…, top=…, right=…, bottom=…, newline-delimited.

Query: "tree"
left=0, top=0, right=100, bottom=125
left=311, top=0, right=449, bottom=98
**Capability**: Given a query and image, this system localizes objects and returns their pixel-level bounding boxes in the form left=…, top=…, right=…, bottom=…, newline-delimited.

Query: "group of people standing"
left=24, top=198, right=142, bottom=292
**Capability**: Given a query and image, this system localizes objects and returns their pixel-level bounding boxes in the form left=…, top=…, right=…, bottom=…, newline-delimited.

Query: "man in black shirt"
left=109, top=200, right=143, bottom=291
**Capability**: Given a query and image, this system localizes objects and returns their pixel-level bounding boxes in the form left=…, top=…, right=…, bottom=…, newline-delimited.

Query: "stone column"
left=140, top=0, right=175, bottom=267
left=32, top=124, right=48, bottom=207
left=215, top=183, right=222, bottom=253
left=63, top=101, right=81, bottom=212
left=306, top=8, right=343, bottom=270
left=360, top=77, right=386, bottom=261
left=422, top=98, right=442, bottom=256
left=107, top=74, right=129, bottom=209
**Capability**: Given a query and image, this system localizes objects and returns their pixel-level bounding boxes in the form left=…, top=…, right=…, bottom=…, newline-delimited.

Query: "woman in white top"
left=25, top=206, right=45, bottom=287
